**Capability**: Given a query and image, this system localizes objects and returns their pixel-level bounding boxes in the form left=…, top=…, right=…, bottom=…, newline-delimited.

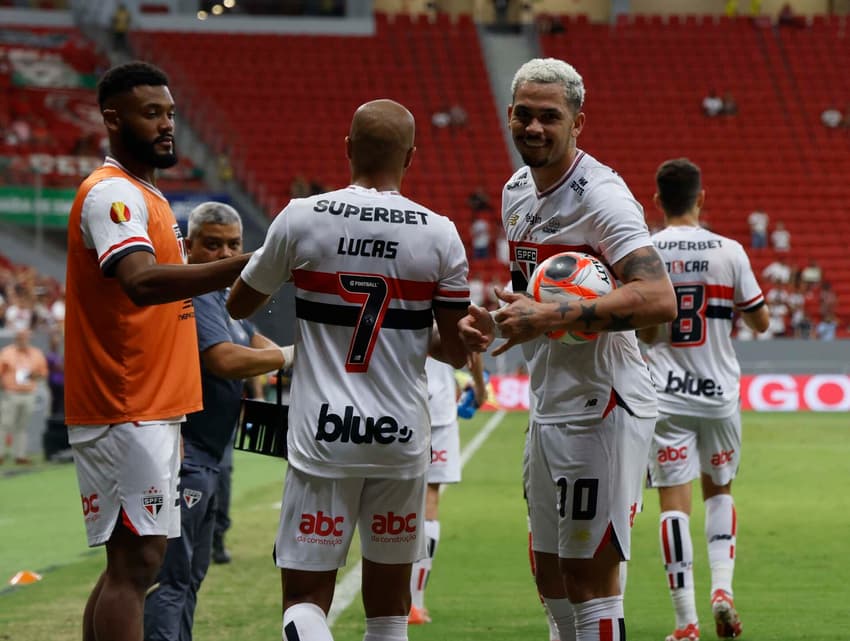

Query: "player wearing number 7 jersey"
left=227, top=99, right=470, bottom=641
left=639, top=159, right=769, bottom=641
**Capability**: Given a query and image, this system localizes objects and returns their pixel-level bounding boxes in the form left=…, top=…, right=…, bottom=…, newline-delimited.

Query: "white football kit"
left=425, top=357, right=461, bottom=485
left=241, top=185, right=469, bottom=569
left=645, top=225, right=765, bottom=486
left=503, top=150, right=657, bottom=560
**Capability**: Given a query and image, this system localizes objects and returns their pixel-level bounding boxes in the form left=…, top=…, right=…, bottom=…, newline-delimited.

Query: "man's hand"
left=489, top=286, right=555, bottom=356
left=458, top=304, right=496, bottom=352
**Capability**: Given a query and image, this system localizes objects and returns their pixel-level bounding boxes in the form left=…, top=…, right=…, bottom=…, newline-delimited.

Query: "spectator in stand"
left=467, top=186, right=493, bottom=212
left=111, top=3, right=131, bottom=51
left=0, top=328, right=48, bottom=465
left=308, top=178, right=326, bottom=195
left=289, top=174, right=310, bottom=199
left=722, top=92, right=738, bottom=116
left=747, top=208, right=769, bottom=249
left=771, top=220, right=791, bottom=252
left=777, top=3, right=805, bottom=28
left=4, top=287, right=34, bottom=331
left=800, top=258, right=822, bottom=290
left=821, top=106, right=844, bottom=129
left=702, top=90, right=724, bottom=117
left=819, top=280, right=837, bottom=317
left=216, top=150, right=233, bottom=183
left=765, top=282, right=790, bottom=337
left=815, top=313, right=839, bottom=341
left=470, top=214, right=491, bottom=259
left=449, top=103, right=468, bottom=128
left=431, top=107, right=451, bottom=129
left=762, top=257, right=792, bottom=285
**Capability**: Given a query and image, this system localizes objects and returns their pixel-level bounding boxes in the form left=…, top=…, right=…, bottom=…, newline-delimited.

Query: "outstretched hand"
left=489, top=286, right=552, bottom=356
left=458, top=304, right=495, bottom=352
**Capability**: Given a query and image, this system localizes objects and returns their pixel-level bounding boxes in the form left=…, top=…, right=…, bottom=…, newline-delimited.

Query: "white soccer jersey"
left=425, top=357, right=457, bottom=428
left=502, top=150, right=657, bottom=422
left=241, top=185, right=469, bottom=479
left=644, top=225, right=764, bottom=417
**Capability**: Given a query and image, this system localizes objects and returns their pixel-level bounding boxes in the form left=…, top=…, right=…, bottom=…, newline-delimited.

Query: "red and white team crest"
left=142, top=486, right=164, bottom=517
left=183, top=488, right=202, bottom=509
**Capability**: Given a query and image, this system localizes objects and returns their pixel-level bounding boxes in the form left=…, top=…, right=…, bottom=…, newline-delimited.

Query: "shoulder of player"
left=503, top=167, right=532, bottom=195
left=82, top=176, right=147, bottom=215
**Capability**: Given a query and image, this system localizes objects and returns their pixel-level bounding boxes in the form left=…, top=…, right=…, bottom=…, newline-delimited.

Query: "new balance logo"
left=299, top=511, right=344, bottom=537
left=315, top=404, right=412, bottom=444
left=371, top=512, right=417, bottom=535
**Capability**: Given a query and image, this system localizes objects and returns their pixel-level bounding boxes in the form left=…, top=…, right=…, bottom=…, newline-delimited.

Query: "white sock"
left=363, top=616, right=407, bottom=641
left=660, top=511, right=697, bottom=628
left=618, top=561, right=628, bottom=596
left=282, top=603, right=333, bottom=641
left=572, top=595, right=625, bottom=641
left=544, top=597, right=574, bottom=641
left=409, top=520, right=439, bottom=609
left=705, top=495, right=736, bottom=596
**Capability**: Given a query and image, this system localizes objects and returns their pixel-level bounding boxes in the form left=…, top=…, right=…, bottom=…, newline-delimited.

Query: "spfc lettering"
left=143, top=487, right=164, bottom=517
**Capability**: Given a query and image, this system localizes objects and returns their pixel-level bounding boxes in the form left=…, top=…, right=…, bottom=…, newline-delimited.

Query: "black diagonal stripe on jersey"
left=511, top=269, right=528, bottom=292
left=706, top=305, right=734, bottom=320
left=672, top=518, right=684, bottom=561
left=295, top=297, right=433, bottom=330
left=740, top=299, right=766, bottom=313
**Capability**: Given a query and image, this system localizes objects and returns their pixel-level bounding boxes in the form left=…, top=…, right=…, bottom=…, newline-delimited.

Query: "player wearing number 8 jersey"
left=639, top=159, right=769, bottom=641
left=227, top=99, right=470, bottom=641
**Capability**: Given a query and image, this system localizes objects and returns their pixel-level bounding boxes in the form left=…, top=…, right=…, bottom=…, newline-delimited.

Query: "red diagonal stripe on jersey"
left=704, top=284, right=735, bottom=300
left=98, top=236, right=152, bottom=263
left=293, top=269, right=437, bottom=301
left=661, top=519, right=673, bottom=564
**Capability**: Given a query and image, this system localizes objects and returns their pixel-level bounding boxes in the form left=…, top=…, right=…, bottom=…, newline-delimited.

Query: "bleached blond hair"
left=511, top=58, right=585, bottom=114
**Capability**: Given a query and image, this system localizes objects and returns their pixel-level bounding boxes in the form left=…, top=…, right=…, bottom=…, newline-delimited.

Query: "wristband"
left=280, top=345, right=295, bottom=369
left=488, top=310, right=504, bottom=339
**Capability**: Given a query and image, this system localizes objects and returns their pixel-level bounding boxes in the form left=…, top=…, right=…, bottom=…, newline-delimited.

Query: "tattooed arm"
left=488, top=246, right=676, bottom=355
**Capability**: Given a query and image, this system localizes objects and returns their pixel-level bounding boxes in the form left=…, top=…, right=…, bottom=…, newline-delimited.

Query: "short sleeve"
left=586, top=175, right=653, bottom=267
left=733, top=243, right=765, bottom=311
left=193, top=292, right=233, bottom=353
left=434, top=219, right=470, bottom=308
left=81, top=177, right=152, bottom=276
left=240, top=205, right=294, bottom=296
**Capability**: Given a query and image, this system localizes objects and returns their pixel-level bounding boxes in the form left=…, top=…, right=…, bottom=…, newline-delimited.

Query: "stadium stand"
left=540, top=13, right=850, bottom=330
left=130, top=13, right=513, bottom=284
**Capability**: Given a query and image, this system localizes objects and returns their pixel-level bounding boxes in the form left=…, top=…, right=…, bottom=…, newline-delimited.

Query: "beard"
left=120, top=125, right=178, bottom=169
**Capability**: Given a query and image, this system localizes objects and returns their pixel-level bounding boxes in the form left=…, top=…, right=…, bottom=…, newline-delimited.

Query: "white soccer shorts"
left=70, top=421, right=182, bottom=547
left=525, top=410, right=654, bottom=560
left=275, top=466, right=427, bottom=571
left=649, top=411, right=741, bottom=488
left=427, top=420, right=461, bottom=485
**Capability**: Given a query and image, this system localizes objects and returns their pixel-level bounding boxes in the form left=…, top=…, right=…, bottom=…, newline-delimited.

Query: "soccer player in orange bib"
left=64, top=61, right=249, bottom=641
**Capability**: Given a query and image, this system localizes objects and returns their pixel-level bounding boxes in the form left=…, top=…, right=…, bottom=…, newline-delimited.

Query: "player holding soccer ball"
left=639, top=159, right=769, bottom=641
left=460, top=58, right=676, bottom=641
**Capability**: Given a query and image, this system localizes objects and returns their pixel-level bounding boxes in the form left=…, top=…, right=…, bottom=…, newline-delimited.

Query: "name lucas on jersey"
left=337, top=236, right=398, bottom=259
left=314, top=200, right=429, bottom=225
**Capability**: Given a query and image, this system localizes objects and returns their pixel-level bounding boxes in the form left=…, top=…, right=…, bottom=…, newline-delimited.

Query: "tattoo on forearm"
left=577, top=302, right=601, bottom=329
left=619, top=247, right=667, bottom=282
left=558, top=301, right=576, bottom=320
left=605, top=311, right=637, bottom=331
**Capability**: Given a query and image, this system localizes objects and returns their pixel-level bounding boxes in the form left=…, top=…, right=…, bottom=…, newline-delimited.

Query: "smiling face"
left=508, top=81, right=585, bottom=189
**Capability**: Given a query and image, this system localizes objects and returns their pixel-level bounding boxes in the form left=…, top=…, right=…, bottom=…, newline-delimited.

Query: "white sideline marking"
left=327, top=410, right=507, bottom=626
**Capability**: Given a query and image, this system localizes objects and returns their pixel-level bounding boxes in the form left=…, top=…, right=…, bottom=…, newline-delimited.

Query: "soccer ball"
left=526, top=251, right=616, bottom=344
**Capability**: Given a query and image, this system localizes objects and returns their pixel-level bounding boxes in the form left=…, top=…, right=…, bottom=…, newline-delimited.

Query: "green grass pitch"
left=1, top=412, right=848, bottom=640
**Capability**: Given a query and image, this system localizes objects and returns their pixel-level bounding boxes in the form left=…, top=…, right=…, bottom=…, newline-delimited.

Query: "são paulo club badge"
left=142, top=486, right=164, bottom=517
